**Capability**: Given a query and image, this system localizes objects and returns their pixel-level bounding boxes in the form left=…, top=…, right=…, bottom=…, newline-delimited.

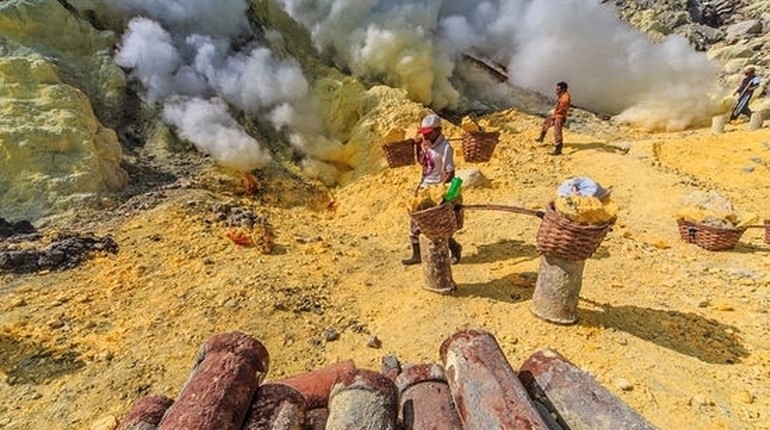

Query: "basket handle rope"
left=459, top=204, right=544, bottom=219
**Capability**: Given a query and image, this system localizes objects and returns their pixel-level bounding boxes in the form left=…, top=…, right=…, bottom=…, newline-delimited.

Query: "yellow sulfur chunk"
left=383, top=128, right=406, bottom=143
left=555, top=195, right=618, bottom=224
left=460, top=116, right=479, bottom=132
left=409, top=185, right=446, bottom=212
left=677, top=191, right=754, bottom=228
left=477, top=119, right=498, bottom=132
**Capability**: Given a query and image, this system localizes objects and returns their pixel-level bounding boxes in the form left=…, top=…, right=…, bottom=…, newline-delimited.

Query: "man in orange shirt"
left=535, top=81, right=571, bottom=155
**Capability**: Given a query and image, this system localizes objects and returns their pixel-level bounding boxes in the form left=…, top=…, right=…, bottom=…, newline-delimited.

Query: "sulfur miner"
left=401, top=114, right=462, bottom=266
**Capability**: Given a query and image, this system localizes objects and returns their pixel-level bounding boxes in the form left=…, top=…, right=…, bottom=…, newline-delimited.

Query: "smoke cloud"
left=112, top=0, right=727, bottom=181
left=112, top=0, right=316, bottom=173
left=276, top=0, right=723, bottom=130
left=162, top=97, right=272, bottom=171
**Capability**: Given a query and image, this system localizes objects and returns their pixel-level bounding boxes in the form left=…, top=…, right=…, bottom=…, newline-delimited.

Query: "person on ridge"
left=535, top=81, right=571, bottom=156
left=402, top=113, right=462, bottom=266
left=730, top=67, right=761, bottom=122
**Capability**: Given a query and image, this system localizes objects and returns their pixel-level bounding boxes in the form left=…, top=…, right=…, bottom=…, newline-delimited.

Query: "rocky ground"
left=1, top=109, right=769, bottom=429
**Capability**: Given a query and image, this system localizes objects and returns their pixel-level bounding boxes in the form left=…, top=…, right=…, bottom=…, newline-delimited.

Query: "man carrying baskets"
left=535, top=81, right=571, bottom=156
left=402, top=114, right=463, bottom=266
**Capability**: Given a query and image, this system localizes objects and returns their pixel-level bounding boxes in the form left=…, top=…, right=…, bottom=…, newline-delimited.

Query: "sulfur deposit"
left=677, top=190, right=758, bottom=229
left=554, top=196, right=618, bottom=225
left=409, top=185, right=446, bottom=213
left=460, top=115, right=497, bottom=134
left=553, top=177, right=618, bottom=225
left=382, top=128, right=407, bottom=144
left=0, top=56, right=128, bottom=222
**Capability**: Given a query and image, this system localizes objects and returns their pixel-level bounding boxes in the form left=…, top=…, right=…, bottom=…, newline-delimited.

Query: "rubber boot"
left=448, top=238, right=462, bottom=265
left=401, top=243, right=421, bottom=266
left=550, top=144, right=562, bottom=156
left=534, top=131, right=546, bottom=143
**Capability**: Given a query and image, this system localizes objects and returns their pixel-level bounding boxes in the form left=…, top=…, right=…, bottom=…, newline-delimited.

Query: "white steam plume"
left=111, top=0, right=323, bottom=174
left=113, top=17, right=183, bottom=103
left=276, top=0, right=723, bottom=130
left=162, top=97, right=271, bottom=171
left=186, top=35, right=309, bottom=116
left=112, top=0, right=250, bottom=38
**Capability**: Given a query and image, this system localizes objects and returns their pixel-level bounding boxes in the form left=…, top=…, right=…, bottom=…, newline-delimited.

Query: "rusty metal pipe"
left=439, top=329, right=550, bottom=430
left=531, top=256, right=585, bottom=324
left=117, top=395, right=174, bottom=430
left=303, top=408, right=328, bottom=430
left=274, top=359, right=356, bottom=409
left=325, top=368, right=399, bottom=430
left=241, top=383, right=306, bottom=430
left=157, top=332, right=270, bottom=430
left=518, top=349, right=657, bottom=430
left=395, top=363, right=462, bottom=430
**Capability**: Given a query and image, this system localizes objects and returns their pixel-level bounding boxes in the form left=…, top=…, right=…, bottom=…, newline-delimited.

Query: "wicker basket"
left=454, top=198, right=464, bottom=230
left=536, top=202, right=615, bottom=260
left=382, top=139, right=416, bottom=168
left=461, top=131, right=499, bottom=163
left=410, top=202, right=459, bottom=240
left=676, top=219, right=745, bottom=251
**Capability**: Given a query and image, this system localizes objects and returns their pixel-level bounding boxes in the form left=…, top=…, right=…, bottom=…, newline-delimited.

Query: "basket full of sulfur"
left=382, top=139, right=416, bottom=168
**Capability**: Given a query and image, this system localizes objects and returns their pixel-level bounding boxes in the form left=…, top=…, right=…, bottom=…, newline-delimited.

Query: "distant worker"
left=402, top=113, right=462, bottom=266
left=535, top=81, right=571, bottom=156
left=730, top=67, right=761, bottom=122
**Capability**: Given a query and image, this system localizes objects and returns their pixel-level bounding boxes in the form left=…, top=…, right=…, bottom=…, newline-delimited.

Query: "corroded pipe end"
left=330, top=368, right=398, bottom=402
left=276, top=359, right=356, bottom=409
left=519, top=348, right=657, bottom=430
left=394, top=363, right=447, bottom=395
left=439, top=328, right=495, bottom=363
left=204, top=331, right=270, bottom=376
left=251, top=383, right=307, bottom=413
left=117, top=395, right=174, bottom=430
left=242, top=383, right=307, bottom=430
left=520, top=348, right=564, bottom=371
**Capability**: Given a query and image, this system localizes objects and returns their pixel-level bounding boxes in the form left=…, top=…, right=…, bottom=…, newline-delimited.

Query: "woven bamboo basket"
left=410, top=202, right=459, bottom=240
left=536, top=202, right=615, bottom=260
left=382, top=139, right=416, bottom=168
left=454, top=199, right=464, bottom=230
left=461, top=131, right=499, bottom=163
left=676, top=219, right=745, bottom=251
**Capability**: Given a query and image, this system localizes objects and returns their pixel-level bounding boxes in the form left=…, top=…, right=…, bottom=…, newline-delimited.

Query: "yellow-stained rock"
left=0, top=0, right=126, bottom=126
left=0, top=55, right=127, bottom=222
